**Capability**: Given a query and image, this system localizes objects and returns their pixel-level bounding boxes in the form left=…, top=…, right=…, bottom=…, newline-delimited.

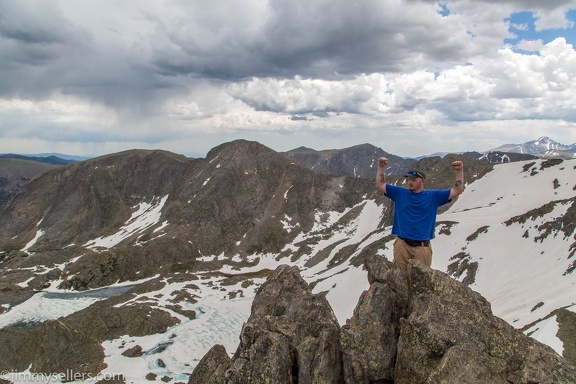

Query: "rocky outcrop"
left=382, top=259, right=575, bottom=383
left=190, top=258, right=576, bottom=383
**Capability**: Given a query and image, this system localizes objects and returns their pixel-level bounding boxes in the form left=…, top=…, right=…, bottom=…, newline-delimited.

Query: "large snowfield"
left=1, top=158, right=575, bottom=383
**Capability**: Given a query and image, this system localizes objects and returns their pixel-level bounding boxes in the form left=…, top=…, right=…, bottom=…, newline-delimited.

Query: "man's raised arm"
left=449, top=160, right=464, bottom=199
left=376, top=157, right=388, bottom=193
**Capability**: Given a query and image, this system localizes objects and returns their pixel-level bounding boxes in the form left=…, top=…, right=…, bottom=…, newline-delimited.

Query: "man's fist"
left=451, top=160, right=463, bottom=171
left=378, top=157, right=388, bottom=168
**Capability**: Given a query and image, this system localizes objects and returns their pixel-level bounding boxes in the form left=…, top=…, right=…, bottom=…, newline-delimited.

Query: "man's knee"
left=393, top=253, right=409, bottom=271
left=415, top=246, right=433, bottom=267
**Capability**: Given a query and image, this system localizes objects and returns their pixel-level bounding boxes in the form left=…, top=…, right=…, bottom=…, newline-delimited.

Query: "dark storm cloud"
left=0, top=3, right=70, bottom=44
left=0, top=1, right=93, bottom=98
left=147, top=0, right=475, bottom=80
left=1, top=0, right=476, bottom=115
left=0, top=1, right=171, bottom=113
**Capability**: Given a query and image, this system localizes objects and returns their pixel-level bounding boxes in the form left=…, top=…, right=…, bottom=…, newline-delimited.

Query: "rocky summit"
left=190, top=258, right=576, bottom=384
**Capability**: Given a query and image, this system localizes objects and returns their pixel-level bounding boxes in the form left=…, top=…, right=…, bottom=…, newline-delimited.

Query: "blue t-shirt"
left=384, top=184, right=452, bottom=241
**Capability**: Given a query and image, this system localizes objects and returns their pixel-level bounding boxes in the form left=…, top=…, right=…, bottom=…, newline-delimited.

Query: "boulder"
left=122, top=345, right=144, bottom=358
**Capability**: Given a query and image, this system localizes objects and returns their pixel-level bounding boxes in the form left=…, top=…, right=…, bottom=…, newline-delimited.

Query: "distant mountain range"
left=0, top=137, right=572, bottom=208
left=492, top=136, right=576, bottom=156
left=0, top=153, right=90, bottom=162
left=0, top=153, right=77, bottom=166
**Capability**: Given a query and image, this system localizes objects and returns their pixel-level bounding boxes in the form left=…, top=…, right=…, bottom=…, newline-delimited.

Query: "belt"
left=399, top=237, right=430, bottom=247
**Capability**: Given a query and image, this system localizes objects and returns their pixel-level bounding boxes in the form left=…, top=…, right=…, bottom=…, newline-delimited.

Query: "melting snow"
left=0, top=280, right=149, bottom=329
left=85, top=195, right=169, bottom=249
left=21, top=219, right=44, bottom=254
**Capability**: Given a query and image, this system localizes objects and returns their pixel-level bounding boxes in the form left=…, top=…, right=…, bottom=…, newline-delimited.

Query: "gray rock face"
left=191, top=258, right=576, bottom=383
left=340, top=257, right=409, bottom=382
left=190, top=265, right=343, bottom=383
left=282, top=144, right=414, bottom=179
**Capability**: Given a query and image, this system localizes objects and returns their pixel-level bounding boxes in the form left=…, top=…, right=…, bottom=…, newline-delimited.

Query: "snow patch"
left=21, top=219, right=44, bottom=254
left=524, top=316, right=564, bottom=356
left=85, top=195, right=169, bottom=250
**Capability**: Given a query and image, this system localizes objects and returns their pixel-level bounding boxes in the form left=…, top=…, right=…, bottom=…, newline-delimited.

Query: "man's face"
left=407, top=177, right=425, bottom=192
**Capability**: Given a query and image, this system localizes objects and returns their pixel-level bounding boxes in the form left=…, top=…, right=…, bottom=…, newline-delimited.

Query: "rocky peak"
left=207, top=139, right=285, bottom=164
left=190, top=258, right=576, bottom=383
left=282, top=143, right=414, bottom=179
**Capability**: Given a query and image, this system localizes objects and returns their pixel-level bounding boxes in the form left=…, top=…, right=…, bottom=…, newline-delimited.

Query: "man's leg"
left=393, top=237, right=411, bottom=271
left=414, top=243, right=433, bottom=267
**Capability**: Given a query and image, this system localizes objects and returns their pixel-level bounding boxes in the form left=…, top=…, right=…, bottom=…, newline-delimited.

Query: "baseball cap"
left=404, top=170, right=426, bottom=179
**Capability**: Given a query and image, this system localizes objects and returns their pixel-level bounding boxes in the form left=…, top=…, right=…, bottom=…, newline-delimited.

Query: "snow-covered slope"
left=432, top=158, right=576, bottom=353
left=1, top=158, right=575, bottom=383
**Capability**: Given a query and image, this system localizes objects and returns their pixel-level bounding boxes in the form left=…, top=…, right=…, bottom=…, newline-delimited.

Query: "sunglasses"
left=406, top=170, right=425, bottom=179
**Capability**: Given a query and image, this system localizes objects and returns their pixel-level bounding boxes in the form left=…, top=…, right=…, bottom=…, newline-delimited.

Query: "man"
left=376, top=157, right=464, bottom=270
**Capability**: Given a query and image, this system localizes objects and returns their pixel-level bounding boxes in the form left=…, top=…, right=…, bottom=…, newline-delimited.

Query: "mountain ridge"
left=0, top=136, right=571, bottom=209
left=0, top=153, right=77, bottom=166
left=0, top=140, right=388, bottom=291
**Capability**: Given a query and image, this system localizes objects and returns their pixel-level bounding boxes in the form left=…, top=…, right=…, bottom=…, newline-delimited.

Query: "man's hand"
left=451, top=160, right=463, bottom=172
left=378, top=157, right=388, bottom=168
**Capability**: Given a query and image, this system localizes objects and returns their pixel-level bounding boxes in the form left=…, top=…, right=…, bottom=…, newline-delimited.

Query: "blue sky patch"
left=505, top=10, right=576, bottom=48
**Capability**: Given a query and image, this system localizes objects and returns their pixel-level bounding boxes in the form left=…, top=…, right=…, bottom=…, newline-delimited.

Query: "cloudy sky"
left=1, top=0, right=575, bottom=158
